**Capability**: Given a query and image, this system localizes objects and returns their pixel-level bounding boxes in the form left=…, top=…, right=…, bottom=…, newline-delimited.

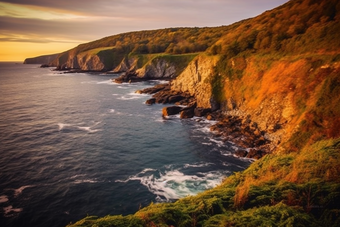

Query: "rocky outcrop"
left=162, top=106, right=183, bottom=117
left=171, top=55, right=219, bottom=109
left=77, top=53, right=106, bottom=71
left=137, top=83, right=195, bottom=106
left=136, top=58, right=177, bottom=79
left=209, top=115, right=270, bottom=158
left=112, top=57, right=138, bottom=73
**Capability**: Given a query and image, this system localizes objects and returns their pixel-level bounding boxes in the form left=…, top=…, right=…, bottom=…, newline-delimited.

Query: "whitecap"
left=3, top=205, right=23, bottom=216
left=14, top=185, right=35, bottom=197
left=58, top=122, right=101, bottom=134
left=117, top=95, right=141, bottom=100
left=0, top=195, right=9, bottom=203
left=77, top=126, right=101, bottom=133
left=208, top=138, right=225, bottom=147
left=96, top=80, right=114, bottom=85
left=109, top=109, right=115, bottom=113
left=74, top=179, right=98, bottom=184
left=183, top=163, right=213, bottom=168
left=117, top=86, right=129, bottom=89
left=116, top=167, right=226, bottom=201
left=70, top=174, right=86, bottom=179
left=58, top=123, right=71, bottom=131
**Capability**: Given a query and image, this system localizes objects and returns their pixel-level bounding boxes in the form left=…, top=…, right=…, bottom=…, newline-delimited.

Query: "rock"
left=168, top=95, right=185, bottom=103
left=114, top=71, right=143, bottom=83
left=206, top=114, right=215, bottom=120
left=180, top=108, right=195, bottom=119
left=235, top=149, right=248, bottom=157
left=145, top=98, right=156, bottom=105
left=246, top=149, right=265, bottom=159
left=137, top=83, right=170, bottom=94
left=255, top=136, right=267, bottom=146
left=162, top=106, right=183, bottom=117
left=194, top=108, right=211, bottom=117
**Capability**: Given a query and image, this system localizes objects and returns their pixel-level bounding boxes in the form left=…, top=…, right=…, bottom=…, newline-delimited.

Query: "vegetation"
left=58, top=0, right=340, bottom=225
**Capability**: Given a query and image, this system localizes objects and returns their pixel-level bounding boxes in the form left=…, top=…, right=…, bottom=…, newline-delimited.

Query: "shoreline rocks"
left=137, top=82, right=271, bottom=160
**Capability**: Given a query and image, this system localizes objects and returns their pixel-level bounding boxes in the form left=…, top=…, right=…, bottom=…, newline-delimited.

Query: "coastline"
left=134, top=80, right=272, bottom=160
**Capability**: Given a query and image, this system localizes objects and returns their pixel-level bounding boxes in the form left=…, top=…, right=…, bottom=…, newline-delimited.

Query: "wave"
left=3, top=205, right=23, bottom=217
left=116, top=165, right=227, bottom=201
left=117, top=92, right=149, bottom=101
left=14, top=185, right=35, bottom=197
left=73, top=179, right=99, bottom=184
left=0, top=195, right=9, bottom=203
left=58, top=122, right=101, bottom=133
left=81, top=79, right=115, bottom=85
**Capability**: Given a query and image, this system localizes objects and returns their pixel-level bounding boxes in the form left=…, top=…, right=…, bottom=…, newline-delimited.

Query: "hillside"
left=26, top=0, right=340, bottom=226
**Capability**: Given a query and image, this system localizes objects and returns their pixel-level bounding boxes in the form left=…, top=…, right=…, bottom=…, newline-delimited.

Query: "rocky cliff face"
left=170, top=53, right=340, bottom=151
left=136, top=57, right=177, bottom=79
left=112, top=57, right=138, bottom=73
left=171, top=55, right=219, bottom=109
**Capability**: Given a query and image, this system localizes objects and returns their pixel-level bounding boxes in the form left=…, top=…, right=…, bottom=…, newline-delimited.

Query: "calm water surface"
left=0, top=62, right=251, bottom=227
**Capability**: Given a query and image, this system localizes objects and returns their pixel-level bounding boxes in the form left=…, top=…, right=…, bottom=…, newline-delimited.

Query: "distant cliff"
left=23, top=53, right=59, bottom=65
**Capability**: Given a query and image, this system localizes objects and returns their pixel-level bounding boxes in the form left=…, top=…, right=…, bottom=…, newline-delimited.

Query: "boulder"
left=168, top=95, right=185, bottom=103
left=246, top=149, right=265, bottom=159
left=180, top=108, right=195, bottom=119
left=235, top=149, right=248, bottom=158
left=194, top=108, right=211, bottom=117
left=162, top=106, right=183, bottom=117
left=145, top=98, right=156, bottom=105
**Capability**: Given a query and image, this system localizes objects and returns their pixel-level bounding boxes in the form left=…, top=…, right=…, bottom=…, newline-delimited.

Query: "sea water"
left=0, top=62, right=251, bottom=227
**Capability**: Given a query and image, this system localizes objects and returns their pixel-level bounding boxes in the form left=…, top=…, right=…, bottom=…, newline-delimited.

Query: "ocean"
left=0, top=62, right=251, bottom=227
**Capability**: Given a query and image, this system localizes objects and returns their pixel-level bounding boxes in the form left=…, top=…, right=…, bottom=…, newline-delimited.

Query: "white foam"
left=70, top=174, right=86, bottom=179
left=81, top=80, right=114, bottom=85
left=58, top=123, right=71, bottom=131
left=3, top=205, right=23, bottom=216
left=117, top=168, right=226, bottom=201
left=96, top=80, right=114, bottom=85
left=0, top=195, right=9, bottom=203
left=117, top=95, right=141, bottom=100
left=14, top=185, right=35, bottom=197
left=77, top=126, right=100, bottom=133
left=109, top=109, right=115, bottom=113
left=183, top=163, right=213, bottom=168
left=74, top=179, right=98, bottom=184
left=58, top=122, right=101, bottom=133
left=117, top=85, right=129, bottom=89
left=208, top=138, right=225, bottom=147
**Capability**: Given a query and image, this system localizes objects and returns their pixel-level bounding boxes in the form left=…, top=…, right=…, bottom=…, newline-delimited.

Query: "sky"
left=0, top=0, right=288, bottom=61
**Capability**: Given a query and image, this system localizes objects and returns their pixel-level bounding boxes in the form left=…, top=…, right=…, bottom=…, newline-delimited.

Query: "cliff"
left=23, top=53, right=59, bottom=64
